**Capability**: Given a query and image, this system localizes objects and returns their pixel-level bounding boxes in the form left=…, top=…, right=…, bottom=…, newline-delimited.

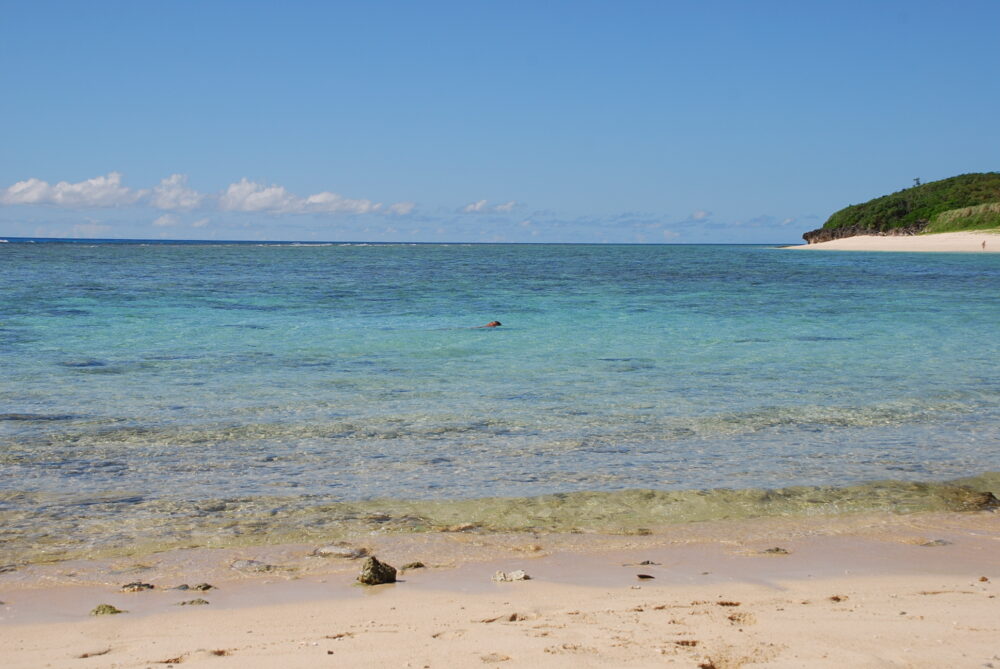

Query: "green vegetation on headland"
left=923, top=201, right=1000, bottom=233
left=803, top=172, right=1000, bottom=243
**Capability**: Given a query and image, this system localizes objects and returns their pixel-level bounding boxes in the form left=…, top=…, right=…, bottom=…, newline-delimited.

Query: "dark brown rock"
left=802, top=221, right=928, bottom=244
left=357, top=557, right=397, bottom=585
left=761, top=547, right=790, bottom=555
left=948, top=490, right=999, bottom=511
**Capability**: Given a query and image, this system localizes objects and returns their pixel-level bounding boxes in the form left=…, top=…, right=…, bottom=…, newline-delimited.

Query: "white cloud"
left=2, top=172, right=140, bottom=207
left=219, top=178, right=299, bottom=212
left=302, top=191, right=381, bottom=214
left=690, top=210, right=711, bottom=220
left=192, top=217, right=210, bottom=228
left=387, top=201, right=415, bottom=216
left=149, top=174, right=205, bottom=210
left=2, top=178, right=50, bottom=204
left=462, top=199, right=519, bottom=214
left=4, top=172, right=397, bottom=219
left=152, top=214, right=179, bottom=227
left=70, top=223, right=111, bottom=237
left=219, top=178, right=381, bottom=215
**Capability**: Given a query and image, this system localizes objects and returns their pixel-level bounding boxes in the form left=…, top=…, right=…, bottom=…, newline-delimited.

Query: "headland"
left=797, top=172, right=1000, bottom=250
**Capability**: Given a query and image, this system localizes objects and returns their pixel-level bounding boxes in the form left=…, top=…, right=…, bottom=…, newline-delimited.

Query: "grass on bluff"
left=923, top=202, right=1000, bottom=234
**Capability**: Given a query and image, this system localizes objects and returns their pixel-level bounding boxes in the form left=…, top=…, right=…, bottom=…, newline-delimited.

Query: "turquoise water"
left=1, top=241, right=998, bottom=560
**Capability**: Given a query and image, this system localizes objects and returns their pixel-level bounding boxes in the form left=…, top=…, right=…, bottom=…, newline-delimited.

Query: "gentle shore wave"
left=2, top=472, right=996, bottom=565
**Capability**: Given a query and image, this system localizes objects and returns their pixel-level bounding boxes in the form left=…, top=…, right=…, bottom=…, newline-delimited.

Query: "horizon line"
left=0, top=235, right=800, bottom=247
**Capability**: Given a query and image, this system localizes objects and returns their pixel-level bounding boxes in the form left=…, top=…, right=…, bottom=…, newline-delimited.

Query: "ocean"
left=1, top=239, right=998, bottom=562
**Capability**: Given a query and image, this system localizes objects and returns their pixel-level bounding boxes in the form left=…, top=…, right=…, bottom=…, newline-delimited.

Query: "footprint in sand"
left=727, top=611, right=757, bottom=625
left=480, top=652, right=510, bottom=663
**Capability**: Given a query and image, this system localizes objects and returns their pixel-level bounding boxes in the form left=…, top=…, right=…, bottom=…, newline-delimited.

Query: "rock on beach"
left=230, top=559, right=275, bottom=573
left=357, top=557, right=397, bottom=585
left=312, top=544, right=369, bottom=559
left=492, top=569, right=531, bottom=582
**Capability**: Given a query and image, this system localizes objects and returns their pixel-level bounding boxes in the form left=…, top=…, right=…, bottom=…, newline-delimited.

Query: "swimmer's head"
left=486, top=321, right=501, bottom=327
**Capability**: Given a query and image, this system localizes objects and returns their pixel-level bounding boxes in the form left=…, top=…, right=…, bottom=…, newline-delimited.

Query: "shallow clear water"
left=1, top=241, right=998, bottom=560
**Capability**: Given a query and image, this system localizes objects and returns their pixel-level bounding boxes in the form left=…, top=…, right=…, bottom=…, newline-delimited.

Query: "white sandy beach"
left=2, top=511, right=998, bottom=668
left=786, top=230, right=1000, bottom=252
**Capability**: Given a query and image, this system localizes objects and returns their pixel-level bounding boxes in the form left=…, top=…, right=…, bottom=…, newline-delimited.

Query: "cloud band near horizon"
left=0, top=172, right=416, bottom=217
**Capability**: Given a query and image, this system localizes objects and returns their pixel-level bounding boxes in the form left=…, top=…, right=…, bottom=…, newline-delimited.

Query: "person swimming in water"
left=476, top=320, right=502, bottom=328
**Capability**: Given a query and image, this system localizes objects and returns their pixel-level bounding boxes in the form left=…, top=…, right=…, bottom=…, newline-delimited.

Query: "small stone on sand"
left=492, top=570, right=530, bottom=582
left=231, top=559, right=275, bottom=573
left=444, top=523, right=477, bottom=532
left=313, top=544, right=369, bottom=559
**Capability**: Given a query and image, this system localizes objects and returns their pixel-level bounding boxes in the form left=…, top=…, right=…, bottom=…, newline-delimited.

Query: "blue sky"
left=1, top=1, right=998, bottom=243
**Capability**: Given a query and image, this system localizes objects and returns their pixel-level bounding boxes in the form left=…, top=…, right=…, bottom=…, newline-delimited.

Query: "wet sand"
left=1, top=511, right=998, bottom=667
left=785, top=230, right=1000, bottom=252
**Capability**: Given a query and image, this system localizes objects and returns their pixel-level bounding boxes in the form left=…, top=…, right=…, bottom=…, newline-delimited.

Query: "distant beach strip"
left=785, top=230, right=1000, bottom=252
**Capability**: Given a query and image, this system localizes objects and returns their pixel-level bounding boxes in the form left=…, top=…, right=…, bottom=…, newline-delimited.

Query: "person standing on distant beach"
left=983, top=240, right=987, bottom=250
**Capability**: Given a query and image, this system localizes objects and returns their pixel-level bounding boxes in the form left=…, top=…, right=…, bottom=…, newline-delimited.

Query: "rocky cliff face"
left=802, top=221, right=928, bottom=244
